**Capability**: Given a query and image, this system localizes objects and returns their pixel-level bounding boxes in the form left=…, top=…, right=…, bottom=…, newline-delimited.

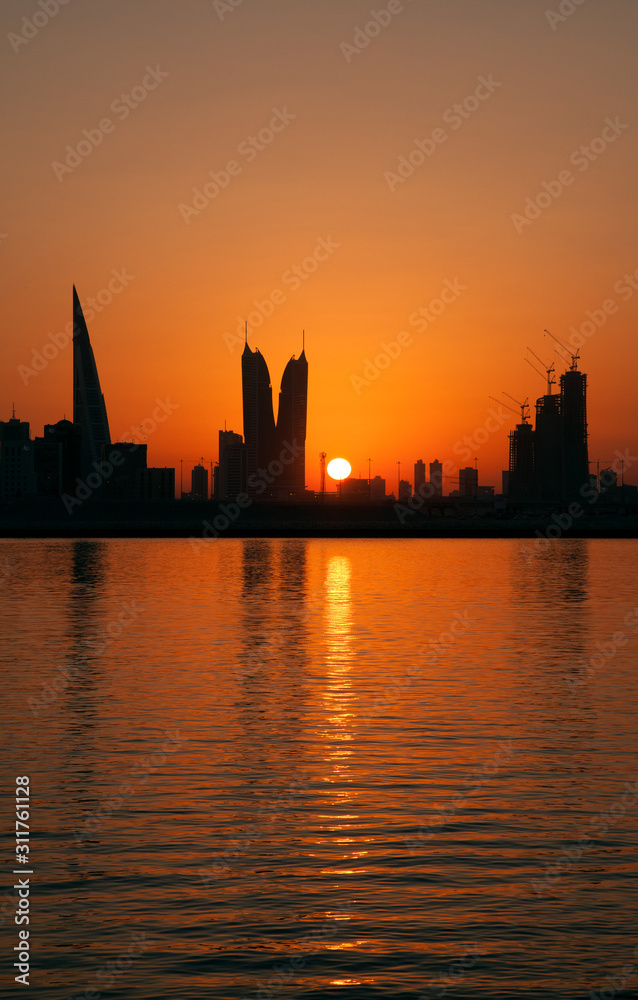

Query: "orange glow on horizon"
left=2, top=2, right=638, bottom=492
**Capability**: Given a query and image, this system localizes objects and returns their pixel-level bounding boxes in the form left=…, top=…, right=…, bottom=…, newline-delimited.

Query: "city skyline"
left=3, top=282, right=635, bottom=506
left=2, top=2, right=638, bottom=491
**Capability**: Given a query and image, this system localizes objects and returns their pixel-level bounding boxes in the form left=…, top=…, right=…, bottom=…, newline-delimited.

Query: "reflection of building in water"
left=237, top=539, right=311, bottom=687
left=509, top=538, right=592, bottom=716
left=235, top=540, right=309, bottom=775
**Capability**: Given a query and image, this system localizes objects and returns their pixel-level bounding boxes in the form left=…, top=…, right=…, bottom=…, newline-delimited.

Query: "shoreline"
left=1, top=499, right=637, bottom=538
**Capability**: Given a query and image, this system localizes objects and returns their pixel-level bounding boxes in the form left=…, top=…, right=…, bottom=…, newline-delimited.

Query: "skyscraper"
left=0, top=414, right=35, bottom=500
left=73, top=286, right=111, bottom=478
left=191, top=463, right=209, bottom=500
left=414, top=459, right=426, bottom=496
left=507, top=421, right=535, bottom=501
left=459, top=467, right=478, bottom=497
left=277, top=347, right=308, bottom=494
left=534, top=392, right=563, bottom=502
left=560, top=366, right=589, bottom=498
left=217, top=430, right=246, bottom=499
left=429, top=459, right=443, bottom=496
left=241, top=337, right=308, bottom=498
left=241, top=342, right=276, bottom=493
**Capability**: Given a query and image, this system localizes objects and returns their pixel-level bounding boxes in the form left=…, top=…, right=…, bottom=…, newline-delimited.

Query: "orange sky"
left=2, top=0, right=637, bottom=491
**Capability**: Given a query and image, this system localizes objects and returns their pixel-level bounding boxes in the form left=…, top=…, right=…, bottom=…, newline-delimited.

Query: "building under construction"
left=507, top=351, right=589, bottom=504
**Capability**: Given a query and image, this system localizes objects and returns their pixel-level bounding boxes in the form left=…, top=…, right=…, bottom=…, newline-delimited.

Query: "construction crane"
left=503, top=392, right=530, bottom=423
left=489, top=394, right=530, bottom=424
left=526, top=347, right=555, bottom=394
left=544, top=328, right=580, bottom=371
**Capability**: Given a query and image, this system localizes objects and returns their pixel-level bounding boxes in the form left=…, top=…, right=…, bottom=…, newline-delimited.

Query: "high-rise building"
left=560, top=367, right=589, bottom=498
left=191, top=464, right=209, bottom=500
left=101, top=443, right=147, bottom=499
left=34, top=419, right=83, bottom=497
left=370, top=475, right=386, bottom=501
left=525, top=360, right=589, bottom=502
left=459, top=467, right=478, bottom=497
left=242, top=338, right=308, bottom=498
left=242, top=342, right=276, bottom=493
left=0, top=414, right=35, bottom=500
left=414, top=459, right=426, bottom=496
left=508, top=421, right=535, bottom=501
left=217, top=430, right=246, bottom=499
left=73, top=286, right=111, bottom=478
left=277, top=348, right=308, bottom=494
left=137, top=468, right=175, bottom=499
left=534, top=393, right=563, bottom=502
left=429, top=460, right=443, bottom=496
left=399, top=479, right=412, bottom=502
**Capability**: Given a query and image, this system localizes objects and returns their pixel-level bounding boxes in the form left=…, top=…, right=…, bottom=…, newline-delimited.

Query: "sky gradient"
left=2, top=0, right=637, bottom=491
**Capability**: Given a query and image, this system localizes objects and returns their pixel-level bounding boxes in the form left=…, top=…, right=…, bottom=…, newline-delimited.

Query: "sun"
left=327, top=458, right=352, bottom=481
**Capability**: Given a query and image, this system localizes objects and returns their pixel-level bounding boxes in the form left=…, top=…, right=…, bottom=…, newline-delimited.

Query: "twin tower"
left=241, top=339, right=308, bottom=494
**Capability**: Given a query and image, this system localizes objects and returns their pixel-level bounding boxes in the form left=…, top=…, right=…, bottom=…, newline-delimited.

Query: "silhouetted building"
left=0, top=415, right=35, bottom=500
left=137, top=467, right=175, bottom=499
left=370, top=475, right=386, bottom=501
left=600, top=468, right=617, bottom=491
left=73, top=286, right=111, bottom=479
left=399, top=479, right=412, bottom=502
left=534, top=392, right=563, bottom=502
left=560, top=367, right=589, bottom=498
left=508, top=420, right=535, bottom=501
left=242, top=339, right=309, bottom=498
left=414, top=459, right=426, bottom=496
left=34, top=419, right=82, bottom=497
left=242, top=342, right=277, bottom=494
left=502, top=470, right=510, bottom=496
left=101, top=443, right=147, bottom=499
left=459, top=467, right=478, bottom=497
left=191, top=464, right=209, bottom=500
left=429, top=459, right=443, bottom=496
left=341, top=477, right=371, bottom=499
left=277, top=348, right=308, bottom=494
left=217, top=430, right=246, bottom=499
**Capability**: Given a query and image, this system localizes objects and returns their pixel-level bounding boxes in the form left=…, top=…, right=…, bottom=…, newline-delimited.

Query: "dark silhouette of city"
left=1, top=286, right=636, bottom=534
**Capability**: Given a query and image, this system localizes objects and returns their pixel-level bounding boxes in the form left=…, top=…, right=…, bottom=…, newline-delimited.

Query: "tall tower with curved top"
left=277, top=348, right=308, bottom=494
left=241, top=341, right=276, bottom=491
left=72, top=286, right=111, bottom=477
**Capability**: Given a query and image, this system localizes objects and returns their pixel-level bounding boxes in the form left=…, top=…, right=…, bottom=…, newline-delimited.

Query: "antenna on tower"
left=302, top=328, right=305, bottom=351
left=11, top=402, right=16, bottom=419
left=545, top=328, right=579, bottom=371
left=319, top=452, right=326, bottom=498
left=526, top=347, right=555, bottom=394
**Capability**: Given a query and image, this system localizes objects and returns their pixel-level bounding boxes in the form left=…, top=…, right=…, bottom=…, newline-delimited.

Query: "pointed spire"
left=73, top=285, right=88, bottom=340
left=242, top=320, right=252, bottom=355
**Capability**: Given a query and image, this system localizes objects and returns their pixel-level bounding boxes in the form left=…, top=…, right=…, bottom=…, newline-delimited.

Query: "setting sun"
left=327, top=458, right=352, bottom=481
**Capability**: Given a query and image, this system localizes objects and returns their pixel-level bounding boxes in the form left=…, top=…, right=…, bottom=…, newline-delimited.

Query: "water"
left=1, top=537, right=638, bottom=999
